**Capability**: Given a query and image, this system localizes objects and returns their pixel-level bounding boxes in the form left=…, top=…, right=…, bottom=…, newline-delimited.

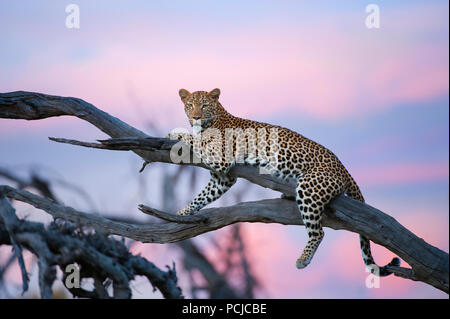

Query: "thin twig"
left=138, top=205, right=208, bottom=224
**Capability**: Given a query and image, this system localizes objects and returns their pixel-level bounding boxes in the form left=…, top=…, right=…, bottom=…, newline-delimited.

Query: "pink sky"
left=1, top=2, right=448, bottom=127
left=353, top=162, right=449, bottom=186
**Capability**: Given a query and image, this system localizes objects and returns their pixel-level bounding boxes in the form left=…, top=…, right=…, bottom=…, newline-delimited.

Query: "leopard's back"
left=211, top=114, right=352, bottom=185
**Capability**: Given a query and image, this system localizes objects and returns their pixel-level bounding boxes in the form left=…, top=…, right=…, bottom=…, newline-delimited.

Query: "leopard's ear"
left=179, top=89, right=191, bottom=100
left=208, top=88, right=220, bottom=101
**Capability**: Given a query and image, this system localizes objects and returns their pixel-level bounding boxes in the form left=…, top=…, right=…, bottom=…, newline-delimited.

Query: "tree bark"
left=0, top=190, right=183, bottom=299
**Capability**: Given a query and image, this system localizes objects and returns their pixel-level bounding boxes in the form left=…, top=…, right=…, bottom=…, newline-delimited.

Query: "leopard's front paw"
left=176, top=207, right=199, bottom=216
left=165, top=132, right=178, bottom=139
left=176, top=208, right=190, bottom=216
left=166, top=130, right=191, bottom=141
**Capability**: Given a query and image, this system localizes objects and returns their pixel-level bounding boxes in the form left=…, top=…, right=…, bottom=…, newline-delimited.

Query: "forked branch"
left=0, top=189, right=182, bottom=299
left=0, top=91, right=448, bottom=294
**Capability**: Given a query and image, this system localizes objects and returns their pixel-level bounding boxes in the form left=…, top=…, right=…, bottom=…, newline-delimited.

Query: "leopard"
left=168, top=88, right=400, bottom=275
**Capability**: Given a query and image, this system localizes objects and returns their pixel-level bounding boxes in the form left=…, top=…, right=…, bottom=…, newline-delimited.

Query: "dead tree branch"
left=0, top=91, right=448, bottom=294
left=0, top=190, right=183, bottom=299
left=0, top=193, right=30, bottom=294
left=1, top=185, right=448, bottom=293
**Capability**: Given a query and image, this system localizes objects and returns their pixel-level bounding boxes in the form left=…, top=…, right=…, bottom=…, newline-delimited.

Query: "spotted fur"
left=170, top=88, right=400, bottom=274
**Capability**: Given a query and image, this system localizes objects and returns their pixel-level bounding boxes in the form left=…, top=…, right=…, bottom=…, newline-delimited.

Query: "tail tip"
left=378, top=257, right=401, bottom=277
left=388, top=257, right=401, bottom=267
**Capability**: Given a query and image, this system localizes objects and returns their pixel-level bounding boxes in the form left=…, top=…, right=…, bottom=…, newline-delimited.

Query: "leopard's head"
left=178, top=88, right=223, bottom=134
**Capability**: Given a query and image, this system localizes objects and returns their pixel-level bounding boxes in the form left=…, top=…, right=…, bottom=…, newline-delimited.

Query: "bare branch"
left=139, top=204, right=208, bottom=224
left=15, top=232, right=56, bottom=298
left=0, top=189, right=183, bottom=299
left=177, top=240, right=241, bottom=298
left=1, top=91, right=448, bottom=295
left=1, top=185, right=448, bottom=293
left=0, top=193, right=30, bottom=294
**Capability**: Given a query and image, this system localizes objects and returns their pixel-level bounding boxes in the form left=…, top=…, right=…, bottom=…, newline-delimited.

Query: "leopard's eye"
left=202, top=104, right=208, bottom=109
left=187, top=103, right=193, bottom=108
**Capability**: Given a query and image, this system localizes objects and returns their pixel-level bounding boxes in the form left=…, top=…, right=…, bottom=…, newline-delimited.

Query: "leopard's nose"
left=192, top=116, right=201, bottom=120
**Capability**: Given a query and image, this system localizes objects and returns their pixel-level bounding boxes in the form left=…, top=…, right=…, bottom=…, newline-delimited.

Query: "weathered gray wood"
left=1, top=185, right=448, bottom=293
left=0, top=189, right=183, bottom=299
left=1, top=91, right=448, bottom=294
left=0, top=192, right=30, bottom=294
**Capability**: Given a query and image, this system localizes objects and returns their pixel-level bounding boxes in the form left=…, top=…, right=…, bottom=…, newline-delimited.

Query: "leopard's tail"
left=346, top=175, right=401, bottom=277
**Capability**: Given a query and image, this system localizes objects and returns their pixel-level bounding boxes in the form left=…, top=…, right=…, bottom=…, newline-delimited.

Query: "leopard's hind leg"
left=295, top=170, right=345, bottom=269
